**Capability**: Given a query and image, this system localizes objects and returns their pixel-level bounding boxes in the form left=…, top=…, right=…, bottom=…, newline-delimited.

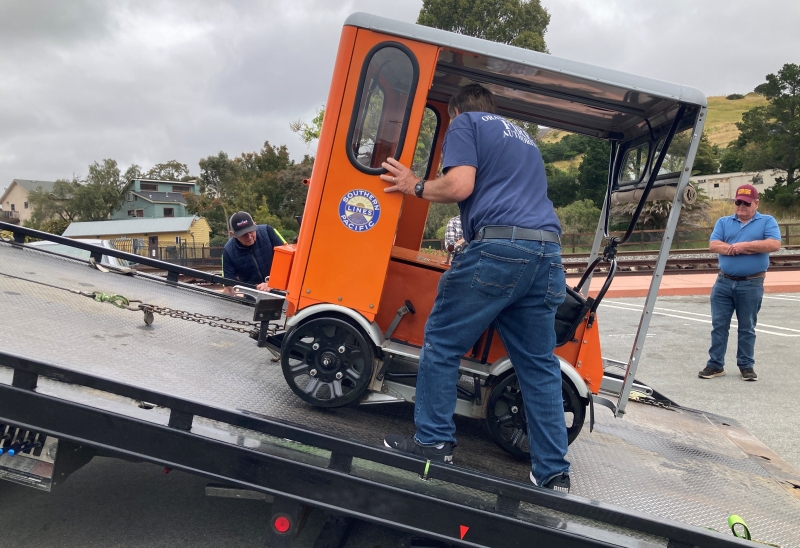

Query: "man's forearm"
left=709, top=240, right=729, bottom=254
left=737, top=239, right=782, bottom=254
left=422, top=172, right=470, bottom=203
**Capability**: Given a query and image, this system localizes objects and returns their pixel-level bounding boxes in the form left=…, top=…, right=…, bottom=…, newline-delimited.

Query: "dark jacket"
left=222, top=225, right=285, bottom=285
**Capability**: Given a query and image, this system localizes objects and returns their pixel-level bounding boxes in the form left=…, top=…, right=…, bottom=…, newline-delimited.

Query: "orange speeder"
left=257, top=13, right=707, bottom=458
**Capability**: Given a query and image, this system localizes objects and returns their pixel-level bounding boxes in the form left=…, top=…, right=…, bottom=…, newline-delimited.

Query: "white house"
left=691, top=169, right=787, bottom=200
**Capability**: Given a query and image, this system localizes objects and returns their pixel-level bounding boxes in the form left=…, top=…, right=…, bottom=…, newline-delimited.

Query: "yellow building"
left=0, top=179, right=56, bottom=225
left=62, top=216, right=211, bottom=258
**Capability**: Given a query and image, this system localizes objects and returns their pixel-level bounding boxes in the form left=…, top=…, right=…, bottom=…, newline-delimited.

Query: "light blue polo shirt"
left=710, top=212, right=781, bottom=277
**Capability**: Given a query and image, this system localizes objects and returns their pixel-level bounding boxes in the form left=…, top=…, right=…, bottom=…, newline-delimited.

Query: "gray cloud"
left=2, top=0, right=798, bottom=197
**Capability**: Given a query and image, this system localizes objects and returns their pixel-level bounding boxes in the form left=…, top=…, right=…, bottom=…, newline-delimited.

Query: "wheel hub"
left=318, top=350, right=340, bottom=372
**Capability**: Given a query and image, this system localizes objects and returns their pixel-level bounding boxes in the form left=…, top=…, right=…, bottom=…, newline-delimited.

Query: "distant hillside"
left=704, top=93, right=767, bottom=147
left=538, top=92, right=767, bottom=150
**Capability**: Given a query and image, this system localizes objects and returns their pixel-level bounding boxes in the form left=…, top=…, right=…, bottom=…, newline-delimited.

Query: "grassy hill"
left=539, top=93, right=767, bottom=149
left=704, top=93, right=767, bottom=147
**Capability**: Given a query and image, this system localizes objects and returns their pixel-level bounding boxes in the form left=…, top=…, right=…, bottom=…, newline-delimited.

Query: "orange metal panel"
left=393, top=101, right=451, bottom=251
left=269, top=244, right=295, bottom=291
left=295, top=30, right=440, bottom=318
left=573, top=316, right=604, bottom=394
left=376, top=249, right=451, bottom=344
left=286, top=25, right=358, bottom=315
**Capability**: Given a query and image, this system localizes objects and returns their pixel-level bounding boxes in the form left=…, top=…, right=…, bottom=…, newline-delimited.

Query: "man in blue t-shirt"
left=221, top=211, right=286, bottom=295
left=380, top=84, right=571, bottom=493
left=699, top=184, right=781, bottom=382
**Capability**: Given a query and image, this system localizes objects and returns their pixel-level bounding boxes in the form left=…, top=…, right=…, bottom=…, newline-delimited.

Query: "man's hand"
left=726, top=243, right=741, bottom=256
left=256, top=282, right=271, bottom=292
left=380, top=158, right=418, bottom=195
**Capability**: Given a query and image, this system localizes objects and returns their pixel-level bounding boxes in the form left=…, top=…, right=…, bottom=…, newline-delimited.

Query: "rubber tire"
left=280, top=317, right=375, bottom=408
left=485, top=370, right=587, bottom=460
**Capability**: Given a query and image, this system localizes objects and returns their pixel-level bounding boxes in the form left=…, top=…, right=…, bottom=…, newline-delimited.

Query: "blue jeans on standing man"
left=413, top=238, right=570, bottom=486
left=707, top=274, right=764, bottom=371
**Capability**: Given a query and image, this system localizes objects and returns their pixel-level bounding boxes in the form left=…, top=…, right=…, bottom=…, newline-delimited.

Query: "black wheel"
left=280, top=317, right=375, bottom=408
left=485, top=371, right=586, bottom=460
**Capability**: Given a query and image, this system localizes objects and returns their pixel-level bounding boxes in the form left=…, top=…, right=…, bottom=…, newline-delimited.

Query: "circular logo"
left=339, top=189, right=381, bottom=232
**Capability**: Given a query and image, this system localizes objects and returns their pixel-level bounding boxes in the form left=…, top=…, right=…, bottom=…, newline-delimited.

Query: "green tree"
left=197, top=151, right=241, bottom=222
left=27, top=159, right=141, bottom=226
left=556, top=199, right=600, bottom=233
left=737, top=63, right=800, bottom=207
left=424, top=202, right=460, bottom=239
left=417, top=0, right=549, bottom=137
left=27, top=179, right=80, bottom=226
left=290, top=105, right=325, bottom=144
left=719, top=147, right=743, bottom=173
left=146, top=160, right=191, bottom=181
left=417, top=0, right=550, bottom=53
left=691, top=132, right=720, bottom=176
left=546, top=165, right=579, bottom=208
left=576, top=139, right=611, bottom=208
left=277, top=156, right=314, bottom=223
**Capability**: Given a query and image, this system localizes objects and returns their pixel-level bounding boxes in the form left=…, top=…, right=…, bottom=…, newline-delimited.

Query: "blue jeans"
left=707, top=274, right=764, bottom=371
left=413, top=238, right=570, bottom=485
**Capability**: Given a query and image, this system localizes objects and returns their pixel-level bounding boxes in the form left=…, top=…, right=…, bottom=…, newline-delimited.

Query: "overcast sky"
left=2, top=0, right=798, bottom=196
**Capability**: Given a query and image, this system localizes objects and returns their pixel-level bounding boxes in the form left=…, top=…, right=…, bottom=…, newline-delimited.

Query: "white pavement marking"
left=600, top=302, right=800, bottom=337
left=763, top=294, right=800, bottom=302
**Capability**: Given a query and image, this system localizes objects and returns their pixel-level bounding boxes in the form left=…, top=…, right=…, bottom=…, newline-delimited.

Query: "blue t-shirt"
left=710, top=212, right=781, bottom=276
left=222, top=225, right=286, bottom=285
left=441, top=112, right=561, bottom=241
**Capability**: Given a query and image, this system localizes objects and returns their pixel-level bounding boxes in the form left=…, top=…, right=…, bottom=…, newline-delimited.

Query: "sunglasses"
left=734, top=200, right=753, bottom=206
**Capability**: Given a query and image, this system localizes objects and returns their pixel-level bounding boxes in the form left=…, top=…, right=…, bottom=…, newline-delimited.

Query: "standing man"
left=443, top=215, right=463, bottom=250
left=699, top=184, right=781, bottom=381
left=381, top=84, right=571, bottom=492
left=221, top=211, right=286, bottom=295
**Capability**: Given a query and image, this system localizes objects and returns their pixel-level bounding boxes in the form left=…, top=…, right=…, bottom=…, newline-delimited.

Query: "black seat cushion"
left=554, top=286, right=593, bottom=347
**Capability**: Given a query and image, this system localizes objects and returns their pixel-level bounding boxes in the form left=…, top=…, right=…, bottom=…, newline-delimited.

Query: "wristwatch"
left=414, top=179, right=426, bottom=198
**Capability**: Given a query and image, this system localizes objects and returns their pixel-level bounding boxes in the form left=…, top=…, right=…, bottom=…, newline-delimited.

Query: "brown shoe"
left=740, top=368, right=758, bottom=381
left=698, top=367, right=725, bottom=379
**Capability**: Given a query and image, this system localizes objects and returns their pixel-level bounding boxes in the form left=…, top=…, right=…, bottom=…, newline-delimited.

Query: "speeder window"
left=347, top=44, right=419, bottom=173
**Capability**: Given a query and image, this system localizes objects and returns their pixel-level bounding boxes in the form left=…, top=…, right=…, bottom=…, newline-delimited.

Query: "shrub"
left=725, top=93, right=745, bottom=100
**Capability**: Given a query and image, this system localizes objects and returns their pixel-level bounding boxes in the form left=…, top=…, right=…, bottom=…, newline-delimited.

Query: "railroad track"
left=139, top=247, right=800, bottom=282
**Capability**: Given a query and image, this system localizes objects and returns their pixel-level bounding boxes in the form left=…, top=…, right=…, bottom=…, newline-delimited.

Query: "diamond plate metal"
left=2, top=242, right=800, bottom=546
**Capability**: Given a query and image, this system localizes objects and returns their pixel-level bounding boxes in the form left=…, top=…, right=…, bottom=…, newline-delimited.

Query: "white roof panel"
left=63, top=217, right=198, bottom=237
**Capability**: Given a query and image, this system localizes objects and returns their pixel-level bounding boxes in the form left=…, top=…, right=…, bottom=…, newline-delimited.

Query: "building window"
left=127, top=210, right=135, bottom=217
left=713, top=183, right=719, bottom=188
left=24, top=202, right=28, bottom=209
left=172, top=185, right=190, bottom=193
left=127, top=192, right=134, bottom=201
left=136, top=209, right=144, bottom=217
left=163, top=208, right=174, bottom=217
left=10, top=204, right=14, bottom=211
left=140, top=183, right=158, bottom=191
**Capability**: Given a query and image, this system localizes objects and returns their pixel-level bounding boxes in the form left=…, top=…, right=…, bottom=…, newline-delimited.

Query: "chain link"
left=138, top=304, right=278, bottom=336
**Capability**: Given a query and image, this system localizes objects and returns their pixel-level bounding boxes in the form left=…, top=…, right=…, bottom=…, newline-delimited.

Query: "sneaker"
left=530, top=472, right=571, bottom=494
left=740, top=368, right=758, bottom=381
left=383, top=434, right=454, bottom=463
left=698, top=367, right=725, bottom=379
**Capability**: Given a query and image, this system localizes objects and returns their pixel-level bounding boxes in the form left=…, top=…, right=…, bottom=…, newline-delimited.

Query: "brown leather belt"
left=719, top=271, right=766, bottom=281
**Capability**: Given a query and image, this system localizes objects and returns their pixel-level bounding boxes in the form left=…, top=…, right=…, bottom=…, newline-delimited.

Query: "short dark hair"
left=448, top=84, right=497, bottom=118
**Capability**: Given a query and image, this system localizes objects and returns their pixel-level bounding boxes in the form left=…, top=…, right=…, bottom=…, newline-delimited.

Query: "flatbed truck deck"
left=2, top=239, right=799, bottom=547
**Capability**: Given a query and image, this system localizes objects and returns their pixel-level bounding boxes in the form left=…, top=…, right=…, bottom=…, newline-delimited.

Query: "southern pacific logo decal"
left=339, top=189, right=380, bottom=232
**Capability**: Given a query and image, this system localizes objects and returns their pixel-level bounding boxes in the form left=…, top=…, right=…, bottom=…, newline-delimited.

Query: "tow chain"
left=0, top=271, right=275, bottom=337
left=134, top=303, right=267, bottom=335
